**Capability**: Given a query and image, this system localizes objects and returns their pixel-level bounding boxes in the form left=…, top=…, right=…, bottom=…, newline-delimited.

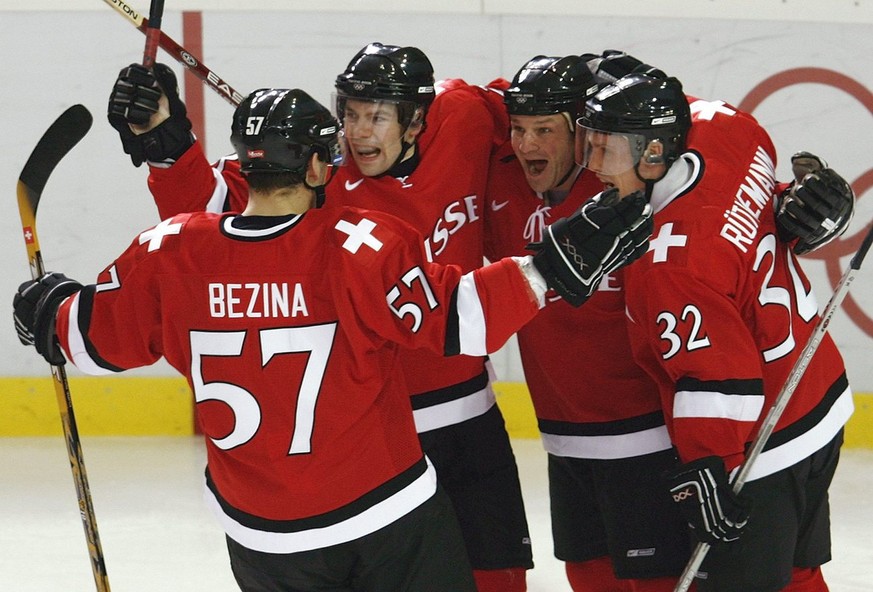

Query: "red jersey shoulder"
left=100, top=212, right=222, bottom=291
left=669, top=98, right=778, bottom=250
left=484, top=77, right=510, bottom=92
left=434, top=78, right=469, bottom=94
left=686, top=98, right=777, bottom=184
left=319, top=205, right=424, bottom=266
left=131, top=212, right=215, bottom=255
left=646, top=98, right=776, bottom=277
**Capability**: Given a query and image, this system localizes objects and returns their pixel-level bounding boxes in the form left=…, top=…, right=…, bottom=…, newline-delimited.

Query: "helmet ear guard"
left=642, top=140, right=665, bottom=165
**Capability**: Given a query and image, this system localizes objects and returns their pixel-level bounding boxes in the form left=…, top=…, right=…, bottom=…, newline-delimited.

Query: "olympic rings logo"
left=739, top=68, right=873, bottom=338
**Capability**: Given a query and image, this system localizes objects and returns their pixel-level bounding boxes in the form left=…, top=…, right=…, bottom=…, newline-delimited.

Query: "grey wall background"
left=2, top=5, right=872, bottom=388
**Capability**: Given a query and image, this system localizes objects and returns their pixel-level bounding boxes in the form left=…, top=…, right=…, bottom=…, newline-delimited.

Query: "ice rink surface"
left=1, top=436, right=871, bottom=591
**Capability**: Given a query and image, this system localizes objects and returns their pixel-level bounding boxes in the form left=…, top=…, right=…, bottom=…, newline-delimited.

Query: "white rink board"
left=8, top=0, right=873, bottom=23
left=0, top=10, right=871, bottom=389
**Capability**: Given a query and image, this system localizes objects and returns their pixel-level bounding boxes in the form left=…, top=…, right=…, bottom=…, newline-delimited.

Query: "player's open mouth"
left=525, top=159, right=547, bottom=176
left=354, top=145, right=381, bottom=159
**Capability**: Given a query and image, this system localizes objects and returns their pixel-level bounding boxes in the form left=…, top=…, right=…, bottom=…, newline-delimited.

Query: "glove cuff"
left=140, top=118, right=194, bottom=166
left=33, top=278, right=83, bottom=365
left=513, top=256, right=548, bottom=309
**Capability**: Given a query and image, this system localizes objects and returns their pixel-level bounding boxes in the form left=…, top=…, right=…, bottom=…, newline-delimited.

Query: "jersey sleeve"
left=148, top=141, right=249, bottom=219
left=54, top=216, right=194, bottom=375
left=336, top=209, right=540, bottom=357
left=421, top=79, right=509, bottom=155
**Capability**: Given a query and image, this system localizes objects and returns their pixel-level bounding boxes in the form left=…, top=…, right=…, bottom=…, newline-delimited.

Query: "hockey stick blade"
left=673, top=220, right=873, bottom=592
left=19, top=104, right=92, bottom=223
left=18, top=105, right=93, bottom=278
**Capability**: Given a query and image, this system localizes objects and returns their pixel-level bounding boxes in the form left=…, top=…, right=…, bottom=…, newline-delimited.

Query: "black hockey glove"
left=13, top=272, right=83, bottom=366
left=775, top=152, right=854, bottom=255
left=108, top=62, right=193, bottom=167
left=584, top=50, right=666, bottom=85
left=665, top=455, right=751, bottom=545
left=528, top=189, right=652, bottom=307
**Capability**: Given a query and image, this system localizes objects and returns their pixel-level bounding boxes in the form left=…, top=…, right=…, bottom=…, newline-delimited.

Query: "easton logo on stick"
left=109, top=0, right=140, bottom=20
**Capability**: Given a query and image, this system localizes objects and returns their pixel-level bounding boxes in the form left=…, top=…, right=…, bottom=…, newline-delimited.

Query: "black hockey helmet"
left=504, top=55, right=599, bottom=121
left=230, top=88, right=340, bottom=175
left=583, top=50, right=668, bottom=86
left=334, top=42, right=435, bottom=127
left=335, top=42, right=435, bottom=105
left=577, top=73, right=691, bottom=169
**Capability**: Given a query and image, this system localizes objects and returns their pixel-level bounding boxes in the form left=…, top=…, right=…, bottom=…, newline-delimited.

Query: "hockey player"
left=485, top=53, right=855, bottom=592
left=486, top=53, right=689, bottom=592
left=106, top=42, right=535, bottom=591
left=14, top=88, right=652, bottom=592
left=576, top=72, right=854, bottom=591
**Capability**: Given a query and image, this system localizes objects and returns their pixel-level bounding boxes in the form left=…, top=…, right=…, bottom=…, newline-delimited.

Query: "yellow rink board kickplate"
left=1, top=377, right=871, bottom=448
left=1, top=376, right=194, bottom=436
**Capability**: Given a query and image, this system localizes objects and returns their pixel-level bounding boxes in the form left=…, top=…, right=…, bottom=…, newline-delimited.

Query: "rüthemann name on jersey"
left=208, top=283, right=309, bottom=318
left=720, top=145, right=776, bottom=253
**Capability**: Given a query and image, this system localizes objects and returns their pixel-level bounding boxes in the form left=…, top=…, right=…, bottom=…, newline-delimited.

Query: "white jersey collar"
left=649, top=152, right=702, bottom=214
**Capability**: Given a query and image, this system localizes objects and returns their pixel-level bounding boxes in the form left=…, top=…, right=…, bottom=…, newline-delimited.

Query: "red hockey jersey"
left=623, top=98, right=853, bottom=477
left=54, top=206, right=539, bottom=553
left=484, top=141, right=669, bottom=459
left=147, top=80, right=511, bottom=432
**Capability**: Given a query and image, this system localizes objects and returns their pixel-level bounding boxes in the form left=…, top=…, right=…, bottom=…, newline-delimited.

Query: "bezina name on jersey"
left=208, top=282, right=309, bottom=319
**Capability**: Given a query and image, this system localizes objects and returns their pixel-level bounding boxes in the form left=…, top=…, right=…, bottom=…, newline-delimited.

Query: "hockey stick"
left=17, top=105, right=111, bottom=592
left=673, top=221, right=873, bottom=592
left=100, top=0, right=244, bottom=106
left=142, top=0, right=164, bottom=68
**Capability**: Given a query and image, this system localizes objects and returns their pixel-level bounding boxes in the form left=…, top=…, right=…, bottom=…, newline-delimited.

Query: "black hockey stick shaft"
left=101, top=0, right=244, bottom=106
left=142, top=0, right=164, bottom=68
left=17, top=105, right=111, bottom=592
left=674, top=221, right=873, bottom=592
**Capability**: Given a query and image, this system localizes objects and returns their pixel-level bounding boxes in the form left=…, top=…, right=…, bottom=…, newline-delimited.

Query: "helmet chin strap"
left=633, top=161, right=666, bottom=200
left=304, top=151, right=340, bottom=208
left=382, top=109, right=425, bottom=178
left=388, top=139, right=416, bottom=175
left=553, top=161, right=580, bottom=191
left=304, top=179, right=327, bottom=208
left=382, top=141, right=420, bottom=179
left=643, top=180, right=656, bottom=201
